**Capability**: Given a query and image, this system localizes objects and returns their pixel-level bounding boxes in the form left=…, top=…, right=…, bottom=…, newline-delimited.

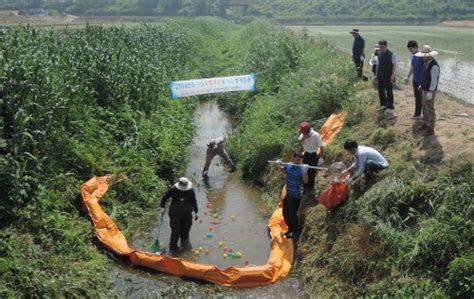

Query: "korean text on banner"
left=170, top=73, right=256, bottom=99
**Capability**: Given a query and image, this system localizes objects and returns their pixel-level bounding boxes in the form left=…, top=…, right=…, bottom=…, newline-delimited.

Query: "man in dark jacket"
left=376, top=40, right=398, bottom=114
left=160, top=177, right=198, bottom=254
left=350, top=28, right=365, bottom=79
left=416, top=45, right=440, bottom=136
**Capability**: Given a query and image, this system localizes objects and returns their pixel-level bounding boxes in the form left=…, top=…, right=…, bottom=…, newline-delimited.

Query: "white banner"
left=170, top=73, right=256, bottom=99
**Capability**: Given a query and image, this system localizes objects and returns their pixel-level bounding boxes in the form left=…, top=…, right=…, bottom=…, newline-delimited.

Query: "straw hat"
left=175, top=177, right=193, bottom=191
left=415, top=45, right=438, bottom=57
left=349, top=28, right=361, bottom=34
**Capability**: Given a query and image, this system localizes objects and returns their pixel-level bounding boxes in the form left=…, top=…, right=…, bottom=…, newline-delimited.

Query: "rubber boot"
left=181, top=238, right=192, bottom=250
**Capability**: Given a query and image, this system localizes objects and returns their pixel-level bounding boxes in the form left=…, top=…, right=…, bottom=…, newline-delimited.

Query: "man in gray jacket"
left=416, top=45, right=440, bottom=136
left=202, top=137, right=235, bottom=177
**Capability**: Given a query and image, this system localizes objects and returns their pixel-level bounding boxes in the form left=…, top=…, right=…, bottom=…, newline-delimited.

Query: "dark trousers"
left=353, top=58, right=363, bottom=79
left=365, top=160, right=386, bottom=179
left=377, top=79, right=394, bottom=109
left=303, top=152, right=318, bottom=189
left=169, top=212, right=192, bottom=250
left=412, top=81, right=422, bottom=116
left=282, top=194, right=301, bottom=233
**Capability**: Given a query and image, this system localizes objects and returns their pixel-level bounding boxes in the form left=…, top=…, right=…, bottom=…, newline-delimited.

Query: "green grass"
left=294, top=91, right=474, bottom=297
left=1, top=18, right=472, bottom=297
left=216, top=22, right=473, bottom=296
left=0, top=19, right=242, bottom=297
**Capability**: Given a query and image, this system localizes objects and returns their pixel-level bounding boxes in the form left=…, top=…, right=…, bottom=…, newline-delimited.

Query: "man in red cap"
left=298, top=122, right=325, bottom=193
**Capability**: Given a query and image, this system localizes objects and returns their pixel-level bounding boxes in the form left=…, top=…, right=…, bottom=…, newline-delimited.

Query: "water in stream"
left=109, top=101, right=306, bottom=298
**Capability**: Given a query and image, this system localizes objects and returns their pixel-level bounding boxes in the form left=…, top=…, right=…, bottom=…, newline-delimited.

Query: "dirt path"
left=362, top=82, right=474, bottom=162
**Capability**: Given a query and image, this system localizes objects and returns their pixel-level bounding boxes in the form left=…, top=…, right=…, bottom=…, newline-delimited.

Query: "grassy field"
left=289, top=25, right=474, bottom=60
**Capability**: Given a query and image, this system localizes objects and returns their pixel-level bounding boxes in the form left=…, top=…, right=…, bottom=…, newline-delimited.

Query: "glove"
left=303, top=164, right=309, bottom=172
left=344, top=177, right=353, bottom=185
left=360, top=55, right=365, bottom=62
left=317, top=157, right=324, bottom=166
left=426, top=92, right=433, bottom=101
left=276, top=159, right=282, bottom=167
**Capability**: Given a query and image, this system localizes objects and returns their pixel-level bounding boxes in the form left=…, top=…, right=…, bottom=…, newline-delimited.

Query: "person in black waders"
left=160, top=177, right=198, bottom=255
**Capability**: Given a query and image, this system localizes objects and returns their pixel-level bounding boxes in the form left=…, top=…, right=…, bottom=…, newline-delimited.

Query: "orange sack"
left=80, top=112, right=346, bottom=287
left=317, top=177, right=350, bottom=210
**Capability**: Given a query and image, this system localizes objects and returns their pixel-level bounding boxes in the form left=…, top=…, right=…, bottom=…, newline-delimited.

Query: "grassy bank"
left=0, top=19, right=237, bottom=297
left=222, top=23, right=473, bottom=297
left=296, top=93, right=473, bottom=297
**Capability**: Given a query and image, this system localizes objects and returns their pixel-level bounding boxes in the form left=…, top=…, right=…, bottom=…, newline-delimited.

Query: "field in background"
left=289, top=25, right=474, bottom=103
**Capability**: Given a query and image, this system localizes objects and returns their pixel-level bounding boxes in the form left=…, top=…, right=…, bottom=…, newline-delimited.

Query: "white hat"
left=415, top=45, right=438, bottom=57
left=175, top=177, right=192, bottom=191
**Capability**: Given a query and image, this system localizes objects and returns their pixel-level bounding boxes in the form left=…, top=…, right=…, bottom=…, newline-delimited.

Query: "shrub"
left=445, top=254, right=474, bottom=298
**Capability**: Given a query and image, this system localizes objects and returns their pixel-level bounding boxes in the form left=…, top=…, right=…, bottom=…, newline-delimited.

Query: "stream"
left=109, top=100, right=307, bottom=298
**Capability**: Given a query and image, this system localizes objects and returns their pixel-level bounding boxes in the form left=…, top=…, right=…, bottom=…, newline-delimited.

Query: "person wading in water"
left=160, top=177, right=198, bottom=255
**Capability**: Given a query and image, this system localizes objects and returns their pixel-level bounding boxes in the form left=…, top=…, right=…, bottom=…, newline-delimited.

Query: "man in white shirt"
left=298, top=122, right=325, bottom=192
left=341, top=140, right=389, bottom=183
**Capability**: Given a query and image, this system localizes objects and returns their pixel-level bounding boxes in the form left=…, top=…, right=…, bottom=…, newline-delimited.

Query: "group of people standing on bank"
left=351, top=28, right=440, bottom=136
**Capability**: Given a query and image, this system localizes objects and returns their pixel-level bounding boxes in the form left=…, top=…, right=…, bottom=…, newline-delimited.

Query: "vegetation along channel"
left=1, top=8, right=473, bottom=299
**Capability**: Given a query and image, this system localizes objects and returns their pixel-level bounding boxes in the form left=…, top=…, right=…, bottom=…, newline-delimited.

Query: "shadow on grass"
left=411, top=123, right=444, bottom=164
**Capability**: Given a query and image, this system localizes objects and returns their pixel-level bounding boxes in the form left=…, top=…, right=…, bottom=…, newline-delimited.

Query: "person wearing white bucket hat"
left=160, top=177, right=198, bottom=254
left=416, top=45, right=440, bottom=136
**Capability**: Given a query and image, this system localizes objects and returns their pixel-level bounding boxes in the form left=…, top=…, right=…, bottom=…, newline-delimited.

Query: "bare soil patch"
left=439, top=20, right=474, bottom=28
left=365, top=82, right=474, bottom=163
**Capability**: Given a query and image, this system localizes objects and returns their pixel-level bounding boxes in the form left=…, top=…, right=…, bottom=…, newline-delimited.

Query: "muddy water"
left=109, top=101, right=306, bottom=298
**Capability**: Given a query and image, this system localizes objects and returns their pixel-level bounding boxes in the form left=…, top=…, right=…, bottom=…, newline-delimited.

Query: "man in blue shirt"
left=404, top=40, right=425, bottom=119
left=351, top=29, right=365, bottom=79
left=276, top=152, right=309, bottom=239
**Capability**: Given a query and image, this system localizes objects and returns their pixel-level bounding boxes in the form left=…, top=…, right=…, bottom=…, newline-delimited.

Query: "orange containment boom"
left=80, top=112, right=346, bottom=287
